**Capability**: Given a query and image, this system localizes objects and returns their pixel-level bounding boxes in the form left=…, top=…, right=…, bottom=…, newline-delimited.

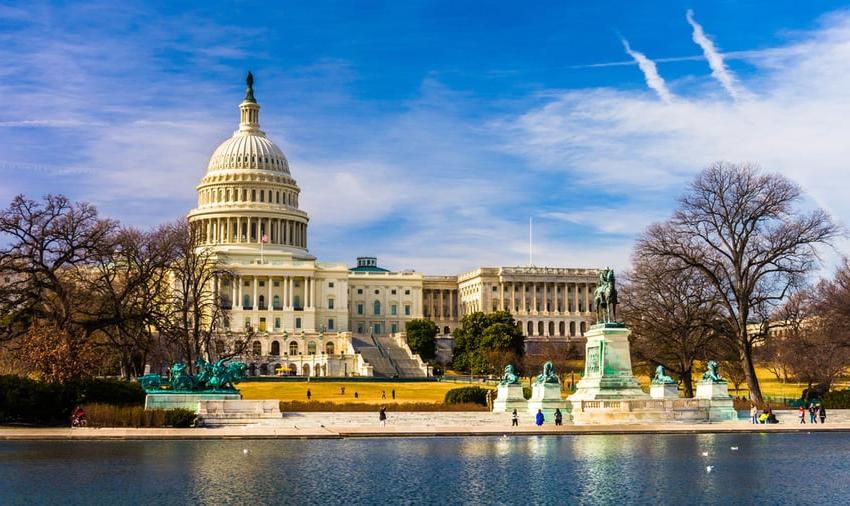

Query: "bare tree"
left=0, top=194, right=118, bottom=342
left=155, top=220, right=235, bottom=372
left=621, top=255, right=725, bottom=397
left=638, top=163, right=839, bottom=402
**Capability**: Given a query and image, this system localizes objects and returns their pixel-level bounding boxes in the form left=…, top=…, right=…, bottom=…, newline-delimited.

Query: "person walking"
left=381, top=390, right=387, bottom=400
left=535, top=409, right=544, bottom=427
left=391, top=389, right=396, bottom=400
left=750, top=404, right=758, bottom=424
left=511, top=409, right=519, bottom=427
left=554, top=408, right=563, bottom=426
left=354, top=391, right=359, bottom=399
left=379, top=406, right=387, bottom=428
left=808, top=403, right=817, bottom=424
left=798, top=405, right=806, bottom=424
left=819, top=404, right=827, bottom=424
left=306, top=388, right=312, bottom=401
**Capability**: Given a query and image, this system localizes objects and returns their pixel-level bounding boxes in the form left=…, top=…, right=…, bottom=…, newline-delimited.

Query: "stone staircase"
left=351, top=334, right=429, bottom=378
left=351, top=335, right=400, bottom=377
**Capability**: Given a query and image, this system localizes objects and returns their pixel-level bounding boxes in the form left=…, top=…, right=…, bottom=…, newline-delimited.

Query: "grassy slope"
left=239, top=381, right=489, bottom=405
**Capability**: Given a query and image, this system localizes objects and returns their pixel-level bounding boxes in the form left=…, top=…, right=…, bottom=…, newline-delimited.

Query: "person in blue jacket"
left=535, top=409, right=544, bottom=426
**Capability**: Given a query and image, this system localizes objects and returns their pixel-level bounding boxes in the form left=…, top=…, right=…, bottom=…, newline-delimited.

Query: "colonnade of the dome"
left=193, top=215, right=307, bottom=248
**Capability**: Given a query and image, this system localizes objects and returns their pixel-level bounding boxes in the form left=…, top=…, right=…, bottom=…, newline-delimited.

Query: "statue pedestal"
left=696, top=381, right=736, bottom=421
left=492, top=384, right=527, bottom=413
left=197, top=399, right=283, bottom=426
left=650, top=384, right=679, bottom=399
left=526, top=383, right=569, bottom=420
left=145, top=392, right=240, bottom=412
left=568, top=324, right=648, bottom=402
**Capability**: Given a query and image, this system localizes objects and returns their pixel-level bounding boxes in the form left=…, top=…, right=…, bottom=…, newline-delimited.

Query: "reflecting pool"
left=2, top=433, right=849, bottom=505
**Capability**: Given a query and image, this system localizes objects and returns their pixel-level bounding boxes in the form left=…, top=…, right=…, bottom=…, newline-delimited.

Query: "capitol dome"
left=188, top=72, right=311, bottom=258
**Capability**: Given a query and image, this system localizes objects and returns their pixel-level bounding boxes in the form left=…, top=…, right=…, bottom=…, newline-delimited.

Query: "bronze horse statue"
left=593, top=268, right=618, bottom=324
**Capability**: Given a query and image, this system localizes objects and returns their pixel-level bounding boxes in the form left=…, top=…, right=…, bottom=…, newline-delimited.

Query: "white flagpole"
left=529, top=216, right=533, bottom=266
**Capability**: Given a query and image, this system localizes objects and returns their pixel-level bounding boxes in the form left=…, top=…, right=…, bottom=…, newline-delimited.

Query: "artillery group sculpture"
left=140, top=358, right=247, bottom=394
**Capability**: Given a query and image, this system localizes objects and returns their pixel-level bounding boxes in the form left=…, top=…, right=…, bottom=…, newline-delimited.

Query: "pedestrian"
left=307, top=388, right=311, bottom=401
left=819, top=404, right=827, bottom=424
left=798, top=405, right=806, bottom=424
left=391, top=389, right=396, bottom=400
left=808, top=403, right=817, bottom=424
left=354, top=391, right=359, bottom=399
left=554, top=408, right=563, bottom=426
left=381, top=390, right=386, bottom=400
left=750, top=404, right=758, bottom=424
left=535, top=409, right=544, bottom=427
left=511, top=409, right=519, bottom=427
left=340, top=386, right=345, bottom=395
left=379, top=406, right=387, bottom=428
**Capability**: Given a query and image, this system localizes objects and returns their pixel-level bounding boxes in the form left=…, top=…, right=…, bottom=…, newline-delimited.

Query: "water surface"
left=1, top=433, right=848, bottom=505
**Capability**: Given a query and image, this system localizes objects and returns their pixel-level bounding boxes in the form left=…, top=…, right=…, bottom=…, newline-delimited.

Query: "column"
left=268, top=276, right=273, bottom=311
left=237, top=276, right=243, bottom=309
left=231, top=276, right=237, bottom=308
left=439, top=290, right=444, bottom=320
left=532, top=282, right=537, bottom=313
left=543, top=282, right=548, bottom=313
left=585, top=283, right=591, bottom=314
left=287, top=277, right=293, bottom=309
left=250, top=276, right=257, bottom=310
left=573, top=283, right=579, bottom=314
left=510, top=282, right=515, bottom=312
left=305, top=277, right=311, bottom=308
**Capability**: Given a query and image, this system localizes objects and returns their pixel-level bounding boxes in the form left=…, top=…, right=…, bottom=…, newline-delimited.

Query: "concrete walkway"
left=1, top=409, right=849, bottom=440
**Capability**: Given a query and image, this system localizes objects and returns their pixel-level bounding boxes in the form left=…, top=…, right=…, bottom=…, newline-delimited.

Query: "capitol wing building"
left=188, top=76, right=598, bottom=378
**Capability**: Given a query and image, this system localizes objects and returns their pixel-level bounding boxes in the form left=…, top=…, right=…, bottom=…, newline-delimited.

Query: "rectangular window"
left=260, top=191, right=265, bottom=202
left=391, top=289, right=397, bottom=295
left=273, top=281, right=280, bottom=287
left=404, top=305, right=411, bottom=316
left=391, top=304, right=397, bottom=315
left=274, top=317, right=281, bottom=329
left=259, top=281, right=265, bottom=287
left=373, top=323, right=381, bottom=335
left=223, top=280, right=230, bottom=287
left=244, top=317, right=251, bottom=329
left=295, top=317, right=302, bottom=329
left=405, top=289, right=410, bottom=295
left=391, top=323, right=398, bottom=333
left=252, top=189, right=256, bottom=201
left=357, top=304, right=363, bottom=315
left=328, top=299, right=335, bottom=309
left=328, top=319, right=335, bottom=330
left=329, top=282, right=335, bottom=288
left=357, top=288, right=363, bottom=294
left=357, top=323, right=364, bottom=334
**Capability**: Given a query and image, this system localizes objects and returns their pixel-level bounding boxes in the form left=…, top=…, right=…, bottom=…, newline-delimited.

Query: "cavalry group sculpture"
left=140, top=358, right=247, bottom=393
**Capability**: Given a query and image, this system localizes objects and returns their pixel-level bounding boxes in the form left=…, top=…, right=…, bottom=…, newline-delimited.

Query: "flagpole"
left=529, top=216, right=533, bottom=267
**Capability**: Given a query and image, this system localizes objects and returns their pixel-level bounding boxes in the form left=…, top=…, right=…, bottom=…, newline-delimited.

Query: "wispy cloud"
left=620, top=37, right=673, bottom=103
left=686, top=9, right=744, bottom=100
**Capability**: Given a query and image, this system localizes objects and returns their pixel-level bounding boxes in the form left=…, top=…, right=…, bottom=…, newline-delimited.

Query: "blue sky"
left=2, top=1, right=849, bottom=274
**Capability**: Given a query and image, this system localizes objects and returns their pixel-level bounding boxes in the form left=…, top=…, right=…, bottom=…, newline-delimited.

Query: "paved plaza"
left=3, top=409, right=850, bottom=440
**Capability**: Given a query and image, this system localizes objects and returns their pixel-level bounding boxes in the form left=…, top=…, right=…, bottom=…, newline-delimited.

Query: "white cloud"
left=621, top=38, right=673, bottom=103
left=686, top=9, right=744, bottom=100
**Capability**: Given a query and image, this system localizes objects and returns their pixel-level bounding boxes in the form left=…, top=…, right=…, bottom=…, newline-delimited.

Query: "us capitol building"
left=188, top=75, right=599, bottom=377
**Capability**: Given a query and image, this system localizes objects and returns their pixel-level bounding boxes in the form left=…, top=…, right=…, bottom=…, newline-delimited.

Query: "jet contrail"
left=686, top=9, right=742, bottom=99
left=621, top=37, right=673, bottom=103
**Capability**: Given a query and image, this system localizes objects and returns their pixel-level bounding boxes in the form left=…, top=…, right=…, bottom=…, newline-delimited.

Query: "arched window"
left=559, top=322, right=565, bottom=336
left=270, top=341, right=280, bottom=355
left=538, top=321, right=544, bottom=336
left=302, top=364, right=311, bottom=377
left=444, top=326, right=450, bottom=335
left=243, top=294, right=250, bottom=309
left=288, top=363, right=297, bottom=375
left=314, top=364, right=322, bottom=376
left=307, top=341, right=317, bottom=354
left=549, top=321, right=555, bottom=336
left=526, top=321, right=533, bottom=336
left=258, top=295, right=265, bottom=310
left=289, top=341, right=298, bottom=355
left=580, top=321, right=586, bottom=335
left=259, top=363, right=268, bottom=375
left=570, top=321, right=576, bottom=336
left=325, top=342, right=335, bottom=355
left=373, top=301, right=381, bottom=315
left=252, top=340, right=261, bottom=356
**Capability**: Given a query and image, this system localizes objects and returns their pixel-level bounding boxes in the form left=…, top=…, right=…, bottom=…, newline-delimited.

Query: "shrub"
left=523, top=386, right=532, bottom=400
left=84, top=404, right=197, bottom=427
left=0, top=375, right=145, bottom=426
left=444, top=386, right=490, bottom=406
left=821, top=390, right=850, bottom=409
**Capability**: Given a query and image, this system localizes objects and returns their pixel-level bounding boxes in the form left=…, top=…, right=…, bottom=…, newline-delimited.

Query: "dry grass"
left=239, top=381, right=486, bottom=405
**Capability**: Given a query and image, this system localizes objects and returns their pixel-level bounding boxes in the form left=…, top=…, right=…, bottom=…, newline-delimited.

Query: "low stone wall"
left=570, top=398, right=736, bottom=424
left=197, top=399, right=283, bottom=427
left=144, top=393, right=240, bottom=411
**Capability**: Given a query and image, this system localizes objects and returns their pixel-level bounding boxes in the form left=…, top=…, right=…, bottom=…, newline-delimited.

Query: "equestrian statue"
left=593, top=267, right=619, bottom=324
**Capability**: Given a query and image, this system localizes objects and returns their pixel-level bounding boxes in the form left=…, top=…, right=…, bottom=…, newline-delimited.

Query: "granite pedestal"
left=527, top=383, right=569, bottom=421
left=145, top=393, right=240, bottom=412
left=696, top=381, right=736, bottom=421
left=492, top=384, right=527, bottom=413
left=650, top=383, right=679, bottom=399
